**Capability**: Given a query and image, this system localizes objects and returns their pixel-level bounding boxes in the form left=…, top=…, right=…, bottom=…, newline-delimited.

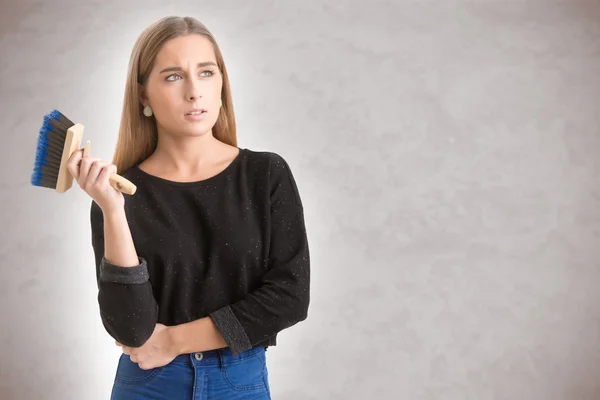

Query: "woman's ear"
left=137, top=83, right=148, bottom=105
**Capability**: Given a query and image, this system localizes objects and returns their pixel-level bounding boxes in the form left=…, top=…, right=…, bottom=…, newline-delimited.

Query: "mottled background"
left=1, top=0, right=600, bottom=399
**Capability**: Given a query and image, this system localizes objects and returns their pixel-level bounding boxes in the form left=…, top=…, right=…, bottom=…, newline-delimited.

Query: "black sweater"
left=90, top=148, right=310, bottom=355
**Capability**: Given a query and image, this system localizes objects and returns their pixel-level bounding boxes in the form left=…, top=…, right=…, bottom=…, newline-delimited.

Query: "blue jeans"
left=110, top=346, right=271, bottom=399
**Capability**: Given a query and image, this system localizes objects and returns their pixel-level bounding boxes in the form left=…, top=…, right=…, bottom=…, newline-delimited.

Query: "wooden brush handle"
left=109, top=173, right=136, bottom=195
left=83, top=141, right=137, bottom=195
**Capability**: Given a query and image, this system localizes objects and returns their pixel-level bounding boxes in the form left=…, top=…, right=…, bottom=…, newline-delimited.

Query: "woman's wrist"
left=102, top=206, right=126, bottom=221
left=167, top=324, right=185, bottom=356
left=168, top=317, right=228, bottom=355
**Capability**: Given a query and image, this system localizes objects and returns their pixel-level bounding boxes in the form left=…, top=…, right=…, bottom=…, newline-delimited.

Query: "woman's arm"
left=168, top=317, right=228, bottom=354
left=103, top=208, right=139, bottom=267
left=91, top=201, right=159, bottom=348
left=208, top=153, right=311, bottom=355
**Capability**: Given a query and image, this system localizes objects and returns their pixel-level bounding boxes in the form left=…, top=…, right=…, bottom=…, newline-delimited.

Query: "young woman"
left=67, top=15, right=310, bottom=399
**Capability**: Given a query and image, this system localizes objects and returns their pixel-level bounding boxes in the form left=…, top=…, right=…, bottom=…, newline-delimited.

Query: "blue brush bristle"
left=31, top=109, right=62, bottom=187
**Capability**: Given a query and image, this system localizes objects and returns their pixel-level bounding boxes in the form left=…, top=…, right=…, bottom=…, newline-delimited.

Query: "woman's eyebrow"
left=159, top=61, right=218, bottom=74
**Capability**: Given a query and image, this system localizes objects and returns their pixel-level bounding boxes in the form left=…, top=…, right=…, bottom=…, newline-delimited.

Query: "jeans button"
left=194, top=352, right=203, bottom=361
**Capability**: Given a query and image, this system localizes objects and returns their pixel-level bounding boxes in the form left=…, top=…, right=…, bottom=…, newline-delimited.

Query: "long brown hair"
left=112, top=16, right=237, bottom=173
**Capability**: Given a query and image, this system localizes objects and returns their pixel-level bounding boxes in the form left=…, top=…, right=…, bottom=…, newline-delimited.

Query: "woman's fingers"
left=78, top=157, right=102, bottom=189
left=86, top=160, right=109, bottom=188
left=98, top=163, right=118, bottom=187
left=66, top=149, right=84, bottom=180
left=65, top=147, right=124, bottom=211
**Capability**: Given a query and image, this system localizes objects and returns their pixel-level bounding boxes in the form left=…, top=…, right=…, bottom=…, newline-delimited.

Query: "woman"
left=67, top=16, right=310, bottom=399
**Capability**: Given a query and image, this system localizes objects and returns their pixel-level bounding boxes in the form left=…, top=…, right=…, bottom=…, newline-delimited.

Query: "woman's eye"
left=165, top=70, right=214, bottom=81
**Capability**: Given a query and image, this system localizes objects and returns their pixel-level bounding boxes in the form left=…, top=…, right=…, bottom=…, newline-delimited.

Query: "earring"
left=220, top=98, right=223, bottom=107
left=143, top=105, right=153, bottom=117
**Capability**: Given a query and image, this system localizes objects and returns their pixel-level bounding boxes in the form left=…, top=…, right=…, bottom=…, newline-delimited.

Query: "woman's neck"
left=151, top=130, right=222, bottom=173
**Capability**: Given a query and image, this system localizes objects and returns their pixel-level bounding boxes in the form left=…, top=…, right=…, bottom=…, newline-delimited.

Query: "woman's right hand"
left=67, top=147, right=125, bottom=214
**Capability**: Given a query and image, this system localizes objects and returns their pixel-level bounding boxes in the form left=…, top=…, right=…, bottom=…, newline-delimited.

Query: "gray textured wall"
left=1, top=0, right=600, bottom=399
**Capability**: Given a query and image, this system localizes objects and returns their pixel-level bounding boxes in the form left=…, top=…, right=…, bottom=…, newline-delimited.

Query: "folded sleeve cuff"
left=99, top=257, right=149, bottom=284
left=209, top=306, right=252, bottom=355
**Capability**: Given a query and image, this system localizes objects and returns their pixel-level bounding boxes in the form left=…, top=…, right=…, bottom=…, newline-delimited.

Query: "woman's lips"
left=184, top=110, right=207, bottom=120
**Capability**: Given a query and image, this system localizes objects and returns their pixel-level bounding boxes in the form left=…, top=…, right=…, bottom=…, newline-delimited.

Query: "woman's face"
left=141, top=34, right=223, bottom=137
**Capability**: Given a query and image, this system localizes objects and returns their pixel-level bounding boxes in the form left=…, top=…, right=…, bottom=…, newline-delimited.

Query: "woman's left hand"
left=116, top=323, right=178, bottom=370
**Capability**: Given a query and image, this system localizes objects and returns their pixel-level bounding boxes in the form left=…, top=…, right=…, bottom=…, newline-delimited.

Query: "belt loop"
left=217, top=349, right=224, bottom=371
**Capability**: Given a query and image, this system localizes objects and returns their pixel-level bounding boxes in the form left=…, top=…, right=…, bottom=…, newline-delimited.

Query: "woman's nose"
left=186, top=82, right=202, bottom=101
left=188, top=90, right=201, bottom=101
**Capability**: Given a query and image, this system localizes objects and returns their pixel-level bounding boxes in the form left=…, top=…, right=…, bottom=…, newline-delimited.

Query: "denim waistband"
left=170, top=345, right=266, bottom=367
